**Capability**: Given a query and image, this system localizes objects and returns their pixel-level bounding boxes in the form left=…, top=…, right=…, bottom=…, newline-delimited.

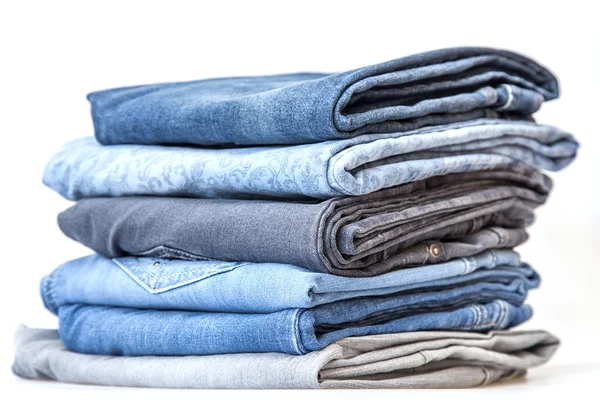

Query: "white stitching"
left=112, top=258, right=252, bottom=293
left=495, top=84, right=514, bottom=111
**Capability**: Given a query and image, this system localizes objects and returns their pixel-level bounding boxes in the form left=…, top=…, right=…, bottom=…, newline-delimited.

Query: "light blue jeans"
left=42, top=249, right=527, bottom=313
left=43, top=119, right=577, bottom=200
left=43, top=250, right=538, bottom=355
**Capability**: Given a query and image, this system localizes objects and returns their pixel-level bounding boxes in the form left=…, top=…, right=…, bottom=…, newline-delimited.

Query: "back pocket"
left=113, top=257, right=249, bottom=294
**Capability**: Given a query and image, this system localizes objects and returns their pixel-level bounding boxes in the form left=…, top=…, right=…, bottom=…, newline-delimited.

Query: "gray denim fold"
left=59, top=165, right=551, bottom=276
left=13, top=326, right=559, bottom=389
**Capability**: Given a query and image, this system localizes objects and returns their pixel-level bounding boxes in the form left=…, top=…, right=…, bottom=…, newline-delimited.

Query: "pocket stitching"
left=136, top=245, right=216, bottom=262
left=112, top=258, right=252, bottom=294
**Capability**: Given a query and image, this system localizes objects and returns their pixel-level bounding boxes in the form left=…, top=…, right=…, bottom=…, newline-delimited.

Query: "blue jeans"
left=42, top=249, right=530, bottom=313
left=58, top=300, right=533, bottom=356
left=44, top=250, right=538, bottom=355
left=89, top=47, right=557, bottom=146
left=43, top=119, right=577, bottom=200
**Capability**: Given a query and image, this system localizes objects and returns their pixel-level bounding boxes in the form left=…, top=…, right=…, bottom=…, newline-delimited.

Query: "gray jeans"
left=58, top=166, right=550, bottom=276
left=13, top=326, right=558, bottom=389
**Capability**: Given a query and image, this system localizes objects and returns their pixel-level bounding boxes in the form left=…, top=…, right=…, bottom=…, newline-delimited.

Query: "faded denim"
left=89, top=47, right=558, bottom=146
left=43, top=119, right=577, bottom=200
left=13, top=327, right=559, bottom=389
left=57, top=166, right=549, bottom=276
left=44, top=250, right=538, bottom=355
left=41, top=249, right=530, bottom=313
left=56, top=300, right=534, bottom=356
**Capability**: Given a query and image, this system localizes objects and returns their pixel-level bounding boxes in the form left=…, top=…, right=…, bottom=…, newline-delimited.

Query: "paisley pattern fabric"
left=44, top=119, right=577, bottom=200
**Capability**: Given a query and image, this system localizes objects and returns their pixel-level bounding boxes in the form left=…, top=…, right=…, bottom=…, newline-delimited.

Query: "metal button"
left=153, top=262, right=161, bottom=268
left=429, top=243, right=441, bottom=258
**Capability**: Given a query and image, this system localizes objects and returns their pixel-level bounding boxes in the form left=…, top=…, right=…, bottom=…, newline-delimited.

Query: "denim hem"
left=291, top=309, right=307, bottom=355
left=40, top=271, right=60, bottom=315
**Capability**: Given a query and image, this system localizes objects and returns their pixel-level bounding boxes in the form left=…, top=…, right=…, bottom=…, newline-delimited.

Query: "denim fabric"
left=13, top=327, right=559, bottom=389
left=56, top=299, right=534, bottom=355
left=89, top=47, right=558, bottom=146
left=41, top=249, right=532, bottom=313
left=47, top=253, right=538, bottom=355
left=57, top=166, right=549, bottom=276
left=43, top=119, right=577, bottom=200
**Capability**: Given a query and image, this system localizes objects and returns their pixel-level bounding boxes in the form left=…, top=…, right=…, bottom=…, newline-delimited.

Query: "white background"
left=1, top=0, right=598, bottom=398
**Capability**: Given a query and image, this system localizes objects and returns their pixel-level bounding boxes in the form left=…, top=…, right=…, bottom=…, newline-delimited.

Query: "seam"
left=460, top=256, right=470, bottom=275
left=418, top=350, right=429, bottom=365
left=44, top=261, right=70, bottom=314
left=495, top=84, right=514, bottom=111
left=420, top=242, right=429, bottom=265
left=480, top=86, right=498, bottom=105
left=136, top=245, right=215, bottom=261
left=498, top=300, right=508, bottom=327
left=291, top=309, right=307, bottom=355
left=471, top=305, right=481, bottom=328
left=315, top=200, right=336, bottom=273
left=478, top=304, right=486, bottom=327
left=490, top=249, right=498, bottom=267
left=112, top=258, right=251, bottom=293
left=476, top=300, right=508, bottom=330
left=133, top=258, right=248, bottom=280
left=479, top=304, right=489, bottom=329
left=43, top=270, right=60, bottom=314
left=488, top=227, right=504, bottom=245
left=464, top=254, right=479, bottom=275
left=479, top=367, right=491, bottom=386
left=475, top=304, right=488, bottom=329
left=483, top=300, right=504, bottom=330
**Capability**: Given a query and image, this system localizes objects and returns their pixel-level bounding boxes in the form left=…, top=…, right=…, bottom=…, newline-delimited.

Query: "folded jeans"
left=56, top=299, right=534, bottom=356
left=43, top=119, right=577, bottom=200
left=49, top=250, right=537, bottom=355
left=57, top=165, right=549, bottom=276
left=41, top=249, right=531, bottom=313
left=89, top=47, right=558, bottom=146
left=46, top=254, right=538, bottom=356
left=13, top=327, right=559, bottom=389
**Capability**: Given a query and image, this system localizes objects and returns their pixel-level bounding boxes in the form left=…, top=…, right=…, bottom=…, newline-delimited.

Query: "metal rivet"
left=429, top=244, right=441, bottom=258
left=153, top=262, right=161, bottom=268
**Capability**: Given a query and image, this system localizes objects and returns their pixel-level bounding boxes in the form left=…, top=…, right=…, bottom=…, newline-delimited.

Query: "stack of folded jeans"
left=14, top=47, right=578, bottom=389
